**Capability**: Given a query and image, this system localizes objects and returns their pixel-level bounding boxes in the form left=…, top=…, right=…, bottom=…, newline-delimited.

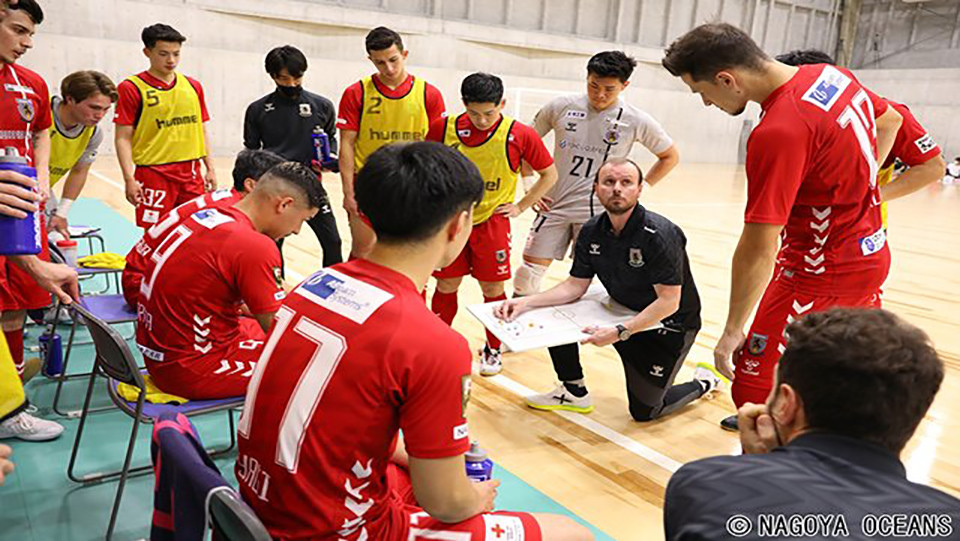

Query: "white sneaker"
left=525, top=383, right=594, bottom=413
left=479, top=345, right=502, bottom=376
left=0, top=411, right=65, bottom=441
left=694, top=362, right=728, bottom=395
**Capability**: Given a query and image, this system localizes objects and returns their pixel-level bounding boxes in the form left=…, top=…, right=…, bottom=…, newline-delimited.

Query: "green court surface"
left=0, top=198, right=615, bottom=541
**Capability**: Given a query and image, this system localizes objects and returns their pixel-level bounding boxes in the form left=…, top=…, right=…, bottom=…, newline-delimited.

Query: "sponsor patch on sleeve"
left=914, top=133, right=937, bottom=154
left=801, top=65, right=851, bottom=112
left=453, top=422, right=469, bottom=441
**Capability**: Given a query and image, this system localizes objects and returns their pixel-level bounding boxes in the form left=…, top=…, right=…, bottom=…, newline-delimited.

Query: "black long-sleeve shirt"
left=243, top=89, right=337, bottom=167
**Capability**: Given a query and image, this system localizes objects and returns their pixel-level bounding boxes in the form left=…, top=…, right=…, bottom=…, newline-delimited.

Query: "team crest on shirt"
left=461, top=374, right=472, bottom=417
left=298, top=103, right=312, bottom=117
left=457, top=129, right=471, bottom=138
left=16, top=98, right=34, bottom=122
left=495, top=249, right=507, bottom=263
left=628, top=247, right=644, bottom=268
left=272, top=266, right=283, bottom=288
left=914, top=134, right=936, bottom=154
left=747, top=333, right=768, bottom=356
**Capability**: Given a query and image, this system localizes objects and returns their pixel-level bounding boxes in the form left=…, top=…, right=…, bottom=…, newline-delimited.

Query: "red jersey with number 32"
left=136, top=206, right=283, bottom=366
left=236, top=260, right=472, bottom=541
left=124, top=188, right=244, bottom=299
left=745, top=64, right=890, bottom=296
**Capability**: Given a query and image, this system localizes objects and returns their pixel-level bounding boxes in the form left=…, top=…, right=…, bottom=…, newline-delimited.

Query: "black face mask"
left=277, top=84, right=303, bottom=99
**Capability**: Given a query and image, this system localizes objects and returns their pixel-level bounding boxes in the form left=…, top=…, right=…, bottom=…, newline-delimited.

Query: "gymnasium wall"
left=33, top=0, right=957, bottom=166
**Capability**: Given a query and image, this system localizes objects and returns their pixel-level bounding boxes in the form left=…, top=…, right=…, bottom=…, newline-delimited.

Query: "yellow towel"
left=116, top=374, right=189, bottom=405
left=77, top=252, right=126, bottom=269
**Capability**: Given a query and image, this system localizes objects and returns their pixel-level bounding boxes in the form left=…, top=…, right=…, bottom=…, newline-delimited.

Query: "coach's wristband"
left=54, top=197, right=74, bottom=218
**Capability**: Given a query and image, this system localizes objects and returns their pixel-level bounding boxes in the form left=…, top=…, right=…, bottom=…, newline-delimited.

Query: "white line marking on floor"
left=486, top=374, right=683, bottom=473
left=90, top=169, right=125, bottom=190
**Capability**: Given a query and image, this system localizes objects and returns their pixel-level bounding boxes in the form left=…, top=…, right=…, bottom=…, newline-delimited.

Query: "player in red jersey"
left=136, top=162, right=324, bottom=399
left=0, top=0, right=54, bottom=381
left=121, top=149, right=284, bottom=307
left=114, top=23, right=217, bottom=228
left=427, top=72, right=557, bottom=375
left=662, top=23, right=904, bottom=429
left=337, top=26, right=446, bottom=259
left=236, top=142, right=592, bottom=541
left=775, top=49, right=946, bottom=228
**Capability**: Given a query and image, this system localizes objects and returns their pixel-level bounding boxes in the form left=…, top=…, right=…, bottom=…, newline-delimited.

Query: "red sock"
left=483, top=293, right=507, bottom=350
left=431, top=290, right=458, bottom=326
left=4, top=328, right=24, bottom=377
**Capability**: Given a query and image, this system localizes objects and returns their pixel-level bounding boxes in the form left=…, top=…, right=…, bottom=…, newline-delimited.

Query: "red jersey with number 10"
left=745, top=64, right=891, bottom=296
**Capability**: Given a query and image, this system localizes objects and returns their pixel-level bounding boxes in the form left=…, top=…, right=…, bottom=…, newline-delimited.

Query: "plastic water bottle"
left=39, top=332, right=63, bottom=377
left=0, top=147, right=41, bottom=255
left=465, top=442, right=494, bottom=482
left=312, top=131, right=331, bottom=164
left=56, top=239, right=79, bottom=268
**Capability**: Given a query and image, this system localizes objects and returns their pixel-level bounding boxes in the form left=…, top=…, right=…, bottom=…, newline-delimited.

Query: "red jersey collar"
left=350, top=258, right=420, bottom=294
left=136, top=71, right=179, bottom=91
left=760, top=66, right=806, bottom=111
left=371, top=73, right=415, bottom=98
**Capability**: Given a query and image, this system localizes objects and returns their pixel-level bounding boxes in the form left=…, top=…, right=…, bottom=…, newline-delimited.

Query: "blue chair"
left=66, top=303, right=241, bottom=541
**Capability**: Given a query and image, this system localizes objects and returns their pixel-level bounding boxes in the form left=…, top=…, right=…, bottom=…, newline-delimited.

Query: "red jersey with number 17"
left=235, top=260, right=472, bottom=540
left=745, top=64, right=891, bottom=296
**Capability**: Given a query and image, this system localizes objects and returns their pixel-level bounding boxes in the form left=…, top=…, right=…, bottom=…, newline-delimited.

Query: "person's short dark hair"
left=265, top=45, right=308, bottom=79
left=461, top=72, right=503, bottom=105
left=775, top=49, right=836, bottom=66
left=259, top=161, right=327, bottom=209
left=587, top=51, right=637, bottom=83
left=597, top=157, right=643, bottom=183
left=777, top=308, right=943, bottom=454
left=356, top=142, right=484, bottom=244
left=8, top=0, right=42, bottom=24
left=365, top=26, right=404, bottom=53
left=141, top=23, right=186, bottom=49
left=232, top=149, right=285, bottom=192
left=662, top=23, right=769, bottom=82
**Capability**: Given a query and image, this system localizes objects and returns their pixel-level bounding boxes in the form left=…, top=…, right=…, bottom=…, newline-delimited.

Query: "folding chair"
left=66, top=303, right=241, bottom=541
left=209, top=490, right=272, bottom=541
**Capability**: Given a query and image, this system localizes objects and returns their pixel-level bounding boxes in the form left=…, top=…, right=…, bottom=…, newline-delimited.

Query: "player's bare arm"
left=114, top=124, right=141, bottom=204
left=9, top=255, right=79, bottom=304
left=496, top=276, right=592, bottom=321
left=0, top=168, right=38, bottom=218
left=875, top=106, right=903, bottom=168
left=497, top=163, right=558, bottom=218
left=201, top=122, right=217, bottom=191
left=714, top=222, right=782, bottom=380
left=881, top=152, right=946, bottom=202
left=32, top=127, right=50, bottom=200
left=50, top=161, right=92, bottom=238
left=338, top=129, right=358, bottom=214
left=644, top=144, right=680, bottom=187
left=583, top=283, right=681, bottom=347
left=408, top=454, right=497, bottom=523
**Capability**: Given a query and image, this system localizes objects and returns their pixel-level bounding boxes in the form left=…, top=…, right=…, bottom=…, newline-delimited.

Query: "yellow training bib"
left=354, top=75, right=429, bottom=171
left=877, top=163, right=894, bottom=229
left=128, top=72, right=206, bottom=166
left=444, top=114, right=519, bottom=224
left=49, top=107, right=95, bottom=186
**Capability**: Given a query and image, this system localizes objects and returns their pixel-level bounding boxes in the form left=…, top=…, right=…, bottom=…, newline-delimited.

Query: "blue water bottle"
left=312, top=131, right=331, bottom=164
left=465, top=442, right=495, bottom=482
left=39, top=332, right=63, bottom=377
left=0, top=148, right=42, bottom=255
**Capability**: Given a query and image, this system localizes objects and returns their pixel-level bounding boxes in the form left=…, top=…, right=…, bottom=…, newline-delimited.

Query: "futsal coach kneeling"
left=135, top=162, right=324, bottom=399
left=496, top=158, right=721, bottom=421
left=664, top=308, right=960, bottom=541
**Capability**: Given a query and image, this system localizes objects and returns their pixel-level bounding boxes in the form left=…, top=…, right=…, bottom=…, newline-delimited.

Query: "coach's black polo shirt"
left=571, top=203, right=701, bottom=330
left=664, top=433, right=960, bottom=541
left=243, top=88, right=337, bottom=167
